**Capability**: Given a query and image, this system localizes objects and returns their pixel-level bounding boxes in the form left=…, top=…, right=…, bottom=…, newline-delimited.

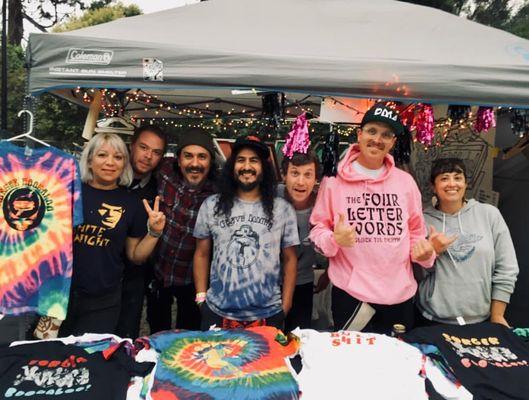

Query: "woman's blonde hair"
left=79, top=133, right=133, bottom=186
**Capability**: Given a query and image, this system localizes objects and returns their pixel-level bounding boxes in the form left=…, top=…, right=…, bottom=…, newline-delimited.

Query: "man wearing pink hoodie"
left=310, top=103, right=435, bottom=334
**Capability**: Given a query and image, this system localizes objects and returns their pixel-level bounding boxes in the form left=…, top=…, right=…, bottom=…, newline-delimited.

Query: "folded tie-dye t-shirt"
left=194, top=195, right=299, bottom=320
left=0, top=142, right=83, bottom=319
left=144, top=326, right=300, bottom=400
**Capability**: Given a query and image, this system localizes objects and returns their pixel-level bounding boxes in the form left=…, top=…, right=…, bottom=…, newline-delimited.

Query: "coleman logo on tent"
left=65, top=49, right=114, bottom=65
left=374, top=107, right=398, bottom=121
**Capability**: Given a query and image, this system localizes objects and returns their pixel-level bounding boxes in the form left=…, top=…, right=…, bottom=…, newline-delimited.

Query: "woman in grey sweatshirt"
left=417, top=158, right=519, bottom=326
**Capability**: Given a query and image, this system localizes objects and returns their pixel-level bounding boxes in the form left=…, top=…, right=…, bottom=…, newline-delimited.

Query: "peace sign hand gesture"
left=143, top=196, right=166, bottom=236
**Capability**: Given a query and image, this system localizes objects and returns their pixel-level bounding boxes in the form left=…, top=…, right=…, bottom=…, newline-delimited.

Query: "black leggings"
left=332, top=286, right=415, bottom=334
left=285, top=282, right=314, bottom=331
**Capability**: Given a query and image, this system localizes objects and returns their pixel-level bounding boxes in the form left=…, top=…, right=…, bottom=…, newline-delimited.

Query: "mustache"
left=185, top=166, right=205, bottom=174
left=367, top=141, right=385, bottom=150
left=238, top=169, right=256, bottom=176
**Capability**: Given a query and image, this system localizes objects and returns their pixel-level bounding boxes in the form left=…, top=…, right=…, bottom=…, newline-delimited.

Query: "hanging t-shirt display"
left=0, top=341, right=154, bottom=400
left=293, top=329, right=430, bottom=400
left=72, top=183, right=146, bottom=296
left=404, top=322, right=529, bottom=400
left=0, top=142, right=83, bottom=319
left=139, top=326, right=300, bottom=400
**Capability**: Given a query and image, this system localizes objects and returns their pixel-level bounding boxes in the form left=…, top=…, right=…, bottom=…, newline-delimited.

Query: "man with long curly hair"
left=193, top=135, right=299, bottom=330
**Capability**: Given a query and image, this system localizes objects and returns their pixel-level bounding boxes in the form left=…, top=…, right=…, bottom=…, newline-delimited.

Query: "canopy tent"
left=26, top=0, right=529, bottom=110
left=22, top=0, right=529, bottom=329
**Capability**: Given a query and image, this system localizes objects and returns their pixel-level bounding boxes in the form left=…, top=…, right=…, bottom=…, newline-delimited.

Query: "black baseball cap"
left=232, top=135, right=270, bottom=160
left=361, top=104, right=405, bottom=137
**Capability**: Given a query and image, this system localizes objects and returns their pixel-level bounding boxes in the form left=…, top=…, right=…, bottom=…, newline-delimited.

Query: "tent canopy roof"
left=27, top=0, right=529, bottom=108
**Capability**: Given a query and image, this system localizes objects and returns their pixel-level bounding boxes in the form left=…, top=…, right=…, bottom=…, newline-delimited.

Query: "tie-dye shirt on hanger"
left=0, top=142, right=83, bottom=319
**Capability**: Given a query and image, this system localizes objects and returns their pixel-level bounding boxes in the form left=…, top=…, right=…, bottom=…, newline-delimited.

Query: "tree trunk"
left=8, top=0, right=23, bottom=46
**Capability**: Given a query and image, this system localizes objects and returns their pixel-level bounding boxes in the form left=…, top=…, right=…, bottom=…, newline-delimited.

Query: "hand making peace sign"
left=143, top=196, right=166, bottom=236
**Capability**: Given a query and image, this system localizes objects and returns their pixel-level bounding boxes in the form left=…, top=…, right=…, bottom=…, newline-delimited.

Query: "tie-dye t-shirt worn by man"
left=194, top=195, right=299, bottom=321
left=0, top=142, right=83, bottom=319
left=142, top=326, right=300, bottom=400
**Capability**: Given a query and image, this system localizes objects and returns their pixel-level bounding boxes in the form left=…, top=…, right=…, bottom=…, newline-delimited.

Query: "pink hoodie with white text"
left=309, top=144, right=434, bottom=305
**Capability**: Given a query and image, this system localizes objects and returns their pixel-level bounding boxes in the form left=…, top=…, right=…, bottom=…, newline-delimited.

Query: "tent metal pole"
left=1, top=0, right=7, bottom=130
left=81, top=90, right=102, bottom=141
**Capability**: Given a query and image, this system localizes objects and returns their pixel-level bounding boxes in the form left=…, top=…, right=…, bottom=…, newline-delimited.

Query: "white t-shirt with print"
left=293, top=329, right=429, bottom=400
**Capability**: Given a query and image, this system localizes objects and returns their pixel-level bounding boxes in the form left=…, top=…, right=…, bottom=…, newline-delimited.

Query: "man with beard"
left=310, top=103, right=440, bottom=334
left=193, top=135, right=299, bottom=330
left=150, top=128, right=217, bottom=332
left=116, top=125, right=166, bottom=339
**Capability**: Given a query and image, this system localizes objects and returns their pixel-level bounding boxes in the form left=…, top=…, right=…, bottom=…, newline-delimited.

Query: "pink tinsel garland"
left=282, top=112, right=310, bottom=159
left=474, top=107, right=496, bottom=133
left=415, top=104, right=434, bottom=146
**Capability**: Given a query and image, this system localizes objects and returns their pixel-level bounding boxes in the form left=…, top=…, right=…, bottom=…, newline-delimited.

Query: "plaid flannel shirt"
left=155, top=158, right=215, bottom=287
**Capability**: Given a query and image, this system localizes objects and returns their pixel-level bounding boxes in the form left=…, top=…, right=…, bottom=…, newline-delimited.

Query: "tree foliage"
left=53, top=2, right=141, bottom=32
left=400, top=0, right=529, bottom=39
left=0, top=45, right=27, bottom=136
left=8, top=0, right=92, bottom=45
left=1, top=2, right=142, bottom=147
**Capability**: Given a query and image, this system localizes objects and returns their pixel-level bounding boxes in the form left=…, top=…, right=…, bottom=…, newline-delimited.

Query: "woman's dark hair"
left=430, top=158, right=467, bottom=184
left=215, top=146, right=277, bottom=223
left=281, top=151, right=322, bottom=180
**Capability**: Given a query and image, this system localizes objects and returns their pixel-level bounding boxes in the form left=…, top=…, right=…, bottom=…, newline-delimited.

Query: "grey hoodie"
left=417, top=199, right=519, bottom=324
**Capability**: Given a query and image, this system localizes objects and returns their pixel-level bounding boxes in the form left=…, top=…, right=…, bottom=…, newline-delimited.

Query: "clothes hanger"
left=97, top=116, right=136, bottom=129
left=94, top=117, right=136, bottom=135
left=6, top=110, right=50, bottom=147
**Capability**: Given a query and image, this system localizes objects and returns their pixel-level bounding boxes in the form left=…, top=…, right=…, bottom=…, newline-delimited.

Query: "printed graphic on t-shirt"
left=0, top=144, right=83, bottom=319
left=227, top=224, right=260, bottom=268
left=405, top=323, right=529, bottom=400
left=97, top=203, right=124, bottom=229
left=1, top=183, right=51, bottom=231
left=330, top=331, right=377, bottom=347
left=74, top=202, right=125, bottom=248
left=442, top=332, right=529, bottom=369
left=444, top=227, right=483, bottom=262
left=147, top=327, right=299, bottom=400
left=345, top=192, right=405, bottom=244
left=4, top=355, right=92, bottom=397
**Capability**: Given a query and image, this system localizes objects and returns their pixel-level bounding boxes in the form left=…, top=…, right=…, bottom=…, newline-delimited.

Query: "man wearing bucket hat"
left=149, top=128, right=217, bottom=332
left=310, top=103, right=437, bottom=334
left=193, top=135, right=299, bottom=330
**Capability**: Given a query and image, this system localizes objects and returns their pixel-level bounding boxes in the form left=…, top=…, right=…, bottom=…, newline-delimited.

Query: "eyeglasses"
left=362, top=127, right=395, bottom=141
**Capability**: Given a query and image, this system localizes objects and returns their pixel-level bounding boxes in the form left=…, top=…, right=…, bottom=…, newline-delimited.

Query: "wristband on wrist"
left=147, top=221, right=162, bottom=238
left=195, top=292, right=207, bottom=304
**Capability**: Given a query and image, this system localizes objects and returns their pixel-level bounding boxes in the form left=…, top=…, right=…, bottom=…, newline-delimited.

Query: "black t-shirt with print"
left=72, top=184, right=147, bottom=295
left=0, top=341, right=153, bottom=400
left=404, top=322, right=529, bottom=400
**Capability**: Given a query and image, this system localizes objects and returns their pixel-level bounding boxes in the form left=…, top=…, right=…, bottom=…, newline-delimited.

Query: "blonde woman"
left=60, top=133, right=165, bottom=336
